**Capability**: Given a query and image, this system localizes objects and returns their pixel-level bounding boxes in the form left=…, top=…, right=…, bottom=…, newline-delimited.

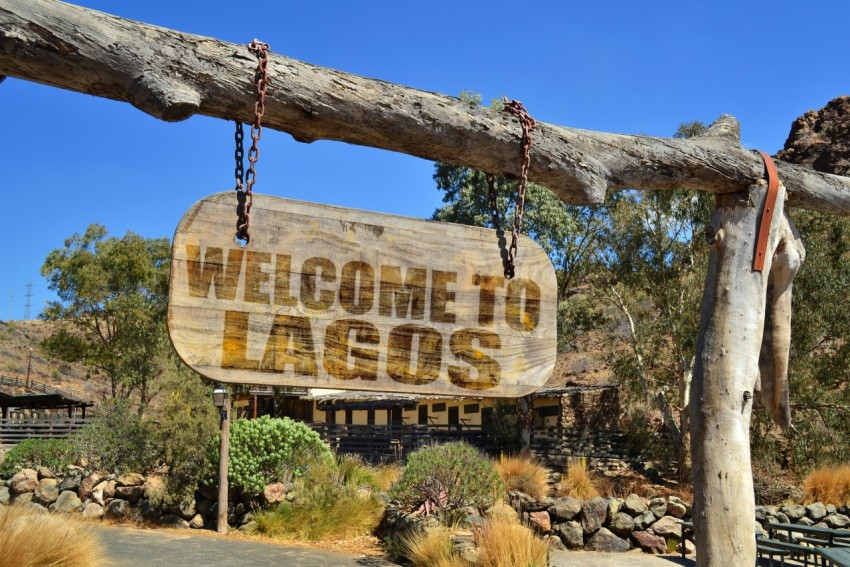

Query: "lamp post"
left=212, top=384, right=230, bottom=534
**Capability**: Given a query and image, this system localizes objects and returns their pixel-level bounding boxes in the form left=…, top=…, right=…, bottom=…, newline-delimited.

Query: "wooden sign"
left=168, top=192, right=557, bottom=397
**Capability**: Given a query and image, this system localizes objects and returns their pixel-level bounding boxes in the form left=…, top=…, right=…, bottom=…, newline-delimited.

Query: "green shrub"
left=146, top=364, right=218, bottom=507
left=206, top=415, right=331, bottom=496
left=336, top=454, right=378, bottom=490
left=254, top=464, right=383, bottom=541
left=70, top=398, right=157, bottom=474
left=0, top=438, right=75, bottom=476
left=390, top=442, right=503, bottom=521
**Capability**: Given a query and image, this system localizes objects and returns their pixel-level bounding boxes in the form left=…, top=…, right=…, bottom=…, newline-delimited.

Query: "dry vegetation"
left=476, top=517, right=548, bottom=567
left=493, top=453, right=549, bottom=499
left=400, top=526, right=463, bottom=567
left=803, top=464, right=850, bottom=505
left=0, top=505, right=104, bottom=567
left=558, top=456, right=599, bottom=499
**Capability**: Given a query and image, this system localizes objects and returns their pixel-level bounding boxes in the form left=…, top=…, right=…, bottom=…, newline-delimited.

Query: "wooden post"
left=217, top=395, right=230, bottom=534
left=691, top=183, right=785, bottom=566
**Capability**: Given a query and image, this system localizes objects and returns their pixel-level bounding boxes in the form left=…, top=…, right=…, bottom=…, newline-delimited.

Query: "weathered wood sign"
left=168, top=193, right=557, bottom=397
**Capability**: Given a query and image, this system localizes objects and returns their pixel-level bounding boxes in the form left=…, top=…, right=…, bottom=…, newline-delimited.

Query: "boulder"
left=117, top=473, right=145, bottom=487
left=140, top=499, right=162, bottom=521
left=798, top=516, right=815, bottom=526
left=10, top=469, right=39, bottom=494
left=630, top=530, right=667, bottom=554
left=807, top=502, right=828, bottom=521
left=36, top=466, right=54, bottom=480
left=79, top=473, right=104, bottom=501
left=780, top=504, right=806, bottom=521
left=240, top=520, right=258, bottom=533
left=669, top=495, right=690, bottom=514
left=622, top=493, right=647, bottom=515
left=608, top=511, right=635, bottom=537
left=607, top=497, right=623, bottom=520
left=634, top=511, right=656, bottom=530
left=24, top=502, right=48, bottom=515
left=103, top=480, right=117, bottom=499
left=82, top=502, right=104, bottom=520
left=91, top=485, right=105, bottom=506
left=143, top=473, right=166, bottom=500
left=585, top=527, right=629, bottom=552
left=34, top=478, right=60, bottom=505
left=175, top=497, right=197, bottom=520
left=581, top=496, right=608, bottom=534
left=263, top=482, right=287, bottom=505
left=554, top=521, right=584, bottom=549
left=238, top=511, right=254, bottom=526
left=528, top=510, right=551, bottom=533
left=649, top=515, right=682, bottom=538
left=667, top=500, right=687, bottom=519
left=115, top=485, right=144, bottom=504
left=678, top=539, right=696, bottom=556
left=546, top=535, right=566, bottom=550
left=825, top=514, right=850, bottom=529
left=0, top=486, right=9, bottom=505
left=12, top=492, right=34, bottom=505
left=197, top=498, right=215, bottom=518
left=52, top=490, right=82, bottom=513
left=648, top=497, right=668, bottom=518
left=549, top=496, right=583, bottom=522
left=189, top=514, right=205, bottom=529
left=106, top=499, right=131, bottom=519
left=827, top=504, right=838, bottom=515
left=58, top=468, right=83, bottom=493
left=160, top=514, right=190, bottom=529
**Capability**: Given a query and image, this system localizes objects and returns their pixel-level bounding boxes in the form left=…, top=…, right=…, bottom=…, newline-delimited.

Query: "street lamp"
left=211, top=384, right=230, bottom=534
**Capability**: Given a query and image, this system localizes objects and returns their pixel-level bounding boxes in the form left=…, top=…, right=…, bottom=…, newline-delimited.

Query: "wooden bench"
left=757, top=539, right=792, bottom=567
left=756, top=537, right=821, bottom=567
left=820, top=546, right=850, bottom=567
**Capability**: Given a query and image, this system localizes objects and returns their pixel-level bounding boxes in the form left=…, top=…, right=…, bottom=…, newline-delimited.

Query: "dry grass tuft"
left=0, top=504, right=104, bottom=567
left=476, top=517, right=548, bottom=567
left=400, top=526, right=466, bottom=567
left=559, top=456, right=599, bottom=499
left=494, top=453, right=550, bottom=499
left=372, top=462, right=404, bottom=492
left=803, top=464, right=850, bottom=505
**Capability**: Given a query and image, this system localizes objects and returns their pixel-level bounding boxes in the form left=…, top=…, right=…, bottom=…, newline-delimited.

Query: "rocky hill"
left=0, top=319, right=109, bottom=403
left=777, top=95, right=850, bottom=175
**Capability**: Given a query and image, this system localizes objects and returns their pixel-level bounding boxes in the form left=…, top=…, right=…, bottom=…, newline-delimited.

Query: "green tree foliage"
left=206, top=416, right=332, bottom=496
left=40, top=224, right=171, bottom=408
left=146, top=357, right=218, bottom=506
left=389, top=442, right=503, bottom=521
left=0, top=438, right=75, bottom=476
left=70, top=398, right=157, bottom=474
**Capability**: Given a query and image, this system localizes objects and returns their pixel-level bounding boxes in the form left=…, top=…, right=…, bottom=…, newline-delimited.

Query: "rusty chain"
left=235, top=40, right=271, bottom=244
left=487, top=98, right=536, bottom=279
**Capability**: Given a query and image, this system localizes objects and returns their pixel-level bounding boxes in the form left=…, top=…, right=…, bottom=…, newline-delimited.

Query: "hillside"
left=0, top=319, right=109, bottom=403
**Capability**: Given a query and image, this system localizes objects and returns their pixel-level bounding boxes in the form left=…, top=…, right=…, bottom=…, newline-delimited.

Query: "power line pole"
left=24, top=283, right=33, bottom=320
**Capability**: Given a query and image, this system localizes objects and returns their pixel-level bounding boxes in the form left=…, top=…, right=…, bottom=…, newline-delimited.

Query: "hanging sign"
left=168, top=192, right=557, bottom=398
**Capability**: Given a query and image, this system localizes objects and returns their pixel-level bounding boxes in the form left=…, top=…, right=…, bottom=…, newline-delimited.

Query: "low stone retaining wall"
left=0, top=465, right=276, bottom=531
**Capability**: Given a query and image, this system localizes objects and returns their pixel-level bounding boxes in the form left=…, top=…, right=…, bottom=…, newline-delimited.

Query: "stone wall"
left=0, top=465, right=276, bottom=531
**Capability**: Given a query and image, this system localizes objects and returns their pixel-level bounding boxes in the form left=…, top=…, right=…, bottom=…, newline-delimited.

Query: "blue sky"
left=1, top=0, right=848, bottom=319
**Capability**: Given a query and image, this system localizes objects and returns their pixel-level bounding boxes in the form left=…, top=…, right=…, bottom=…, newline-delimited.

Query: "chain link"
left=488, top=98, right=536, bottom=279
left=235, top=40, right=271, bottom=244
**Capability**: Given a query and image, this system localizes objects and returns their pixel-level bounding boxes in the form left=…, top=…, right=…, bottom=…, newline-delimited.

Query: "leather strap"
left=753, top=151, right=780, bottom=272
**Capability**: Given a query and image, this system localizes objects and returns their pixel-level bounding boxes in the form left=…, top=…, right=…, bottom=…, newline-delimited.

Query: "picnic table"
left=767, top=522, right=850, bottom=547
left=820, top=546, right=850, bottom=567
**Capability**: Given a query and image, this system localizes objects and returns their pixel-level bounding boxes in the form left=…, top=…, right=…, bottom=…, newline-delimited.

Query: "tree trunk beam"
left=2, top=0, right=850, bottom=210
left=756, top=214, right=804, bottom=430
left=691, top=182, right=788, bottom=566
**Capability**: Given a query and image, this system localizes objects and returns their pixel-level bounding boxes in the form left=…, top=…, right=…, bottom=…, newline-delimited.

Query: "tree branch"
left=2, top=0, right=850, bottom=211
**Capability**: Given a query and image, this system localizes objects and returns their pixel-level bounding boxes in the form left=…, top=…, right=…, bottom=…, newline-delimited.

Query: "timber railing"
left=309, top=423, right=491, bottom=462
left=0, top=374, right=86, bottom=402
left=0, top=416, right=89, bottom=445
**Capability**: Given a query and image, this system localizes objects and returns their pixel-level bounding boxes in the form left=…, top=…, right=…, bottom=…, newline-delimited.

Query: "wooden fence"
left=310, top=423, right=491, bottom=462
left=0, top=417, right=89, bottom=445
left=0, top=375, right=82, bottom=400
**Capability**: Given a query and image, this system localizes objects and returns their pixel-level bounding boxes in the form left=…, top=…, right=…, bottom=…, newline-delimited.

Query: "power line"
left=24, top=283, right=33, bottom=320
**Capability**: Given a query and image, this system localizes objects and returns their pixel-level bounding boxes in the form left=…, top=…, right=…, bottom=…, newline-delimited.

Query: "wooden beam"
left=2, top=0, right=850, bottom=211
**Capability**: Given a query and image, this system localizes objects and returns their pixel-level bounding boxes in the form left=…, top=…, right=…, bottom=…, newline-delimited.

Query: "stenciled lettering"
left=244, top=251, right=271, bottom=304
left=339, top=261, right=375, bottom=315
left=273, top=254, right=298, bottom=307
left=186, top=245, right=243, bottom=300
left=301, top=257, right=336, bottom=311
left=379, top=265, right=426, bottom=319
left=324, top=319, right=380, bottom=380
left=448, top=329, right=501, bottom=390
left=429, top=270, right=457, bottom=323
left=260, top=313, right=318, bottom=376
left=505, top=278, right=541, bottom=331
left=473, top=274, right=505, bottom=326
left=387, top=324, right=442, bottom=385
left=221, top=310, right=258, bottom=369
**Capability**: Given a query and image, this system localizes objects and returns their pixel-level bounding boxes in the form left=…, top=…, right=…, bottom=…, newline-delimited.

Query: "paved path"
left=94, top=526, right=398, bottom=567
left=550, top=551, right=695, bottom=566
